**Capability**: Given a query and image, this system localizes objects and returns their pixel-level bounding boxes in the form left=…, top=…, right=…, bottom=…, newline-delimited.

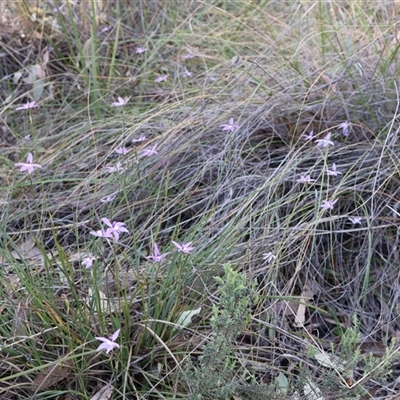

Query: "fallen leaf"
left=90, top=384, right=114, bottom=400
left=31, top=359, right=72, bottom=390
left=314, top=351, right=346, bottom=372
left=294, top=283, right=314, bottom=327
left=275, top=371, right=289, bottom=394
left=176, top=307, right=202, bottom=328
left=11, top=236, right=43, bottom=261
left=304, top=380, right=325, bottom=400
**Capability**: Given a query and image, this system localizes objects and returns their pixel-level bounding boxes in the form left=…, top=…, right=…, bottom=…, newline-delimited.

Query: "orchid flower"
left=15, top=152, right=42, bottom=174
left=95, top=329, right=120, bottom=354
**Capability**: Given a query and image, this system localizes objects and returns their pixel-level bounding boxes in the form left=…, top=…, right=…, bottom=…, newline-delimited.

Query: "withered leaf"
left=31, top=359, right=72, bottom=390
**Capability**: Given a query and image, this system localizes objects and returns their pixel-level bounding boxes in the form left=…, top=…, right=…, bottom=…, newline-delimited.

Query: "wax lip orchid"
left=339, top=121, right=351, bottom=136
left=95, top=328, right=120, bottom=354
left=111, top=96, right=131, bottom=107
left=316, top=132, right=334, bottom=148
left=146, top=243, right=170, bottom=262
left=89, top=228, right=112, bottom=239
left=90, top=218, right=129, bottom=242
left=141, top=145, right=158, bottom=157
left=321, top=198, right=338, bottom=211
left=16, top=101, right=38, bottom=110
left=132, top=135, right=147, bottom=143
left=82, top=254, right=96, bottom=270
left=297, top=175, right=314, bottom=184
left=348, top=216, right=362, bottom=225
left=101, top=217, right=129, bottom=242
left=155, top=75, right=169, bottom=83
left=172, top=241, right=195, bottom=254
left=327, top=163, right=342, bottom=177
left=115, top=147, right=130, bottom=155
left=105, top=162, right=125, bottom=173
left=220, top=118, right=239, bottom=133
left=15, top=152, right=42, bottom=174
left=263, top=252, right=276, bottom=263
left=302, top=130, right=314, bottom=141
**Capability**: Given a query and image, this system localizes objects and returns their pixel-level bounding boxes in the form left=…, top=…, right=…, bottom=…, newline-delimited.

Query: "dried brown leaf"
left=31, top=359, right=72, bottom=390
left=294, top=282, right=314, bottom=327
left=90, top=384, right=114, bottom=400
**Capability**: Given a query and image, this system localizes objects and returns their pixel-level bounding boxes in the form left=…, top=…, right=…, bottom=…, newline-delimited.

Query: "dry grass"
left=1, top=0, right=400, bottom=399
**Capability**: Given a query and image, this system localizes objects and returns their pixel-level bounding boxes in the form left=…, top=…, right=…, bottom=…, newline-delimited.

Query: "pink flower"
left=90, top=229, right=112, bottom=239
left=316, top=132, right=334, bottom=148
left=15, top=152, right=42, bottom=174
left=82, top=254, right=96, bottom=269
left=141, top=145, right=158, bottom=157
left=172, top=241, right=195, bottom=254
left=95, top=328, right=120, bottom=354
left=146, top=243, right=170, bottom=262
left=135, top=47, right=147, bottom=54
left=263, top=252, right=276, bottom=263
left=297, top=175, right=314, bottom=183
left=327, top=163, right=342, bottom=177
left=115, top=147, right=130, bottom=155
left=105, top=162, right=125, bottom=173
left=52, top=4, right=65, bottom=12
left=16, top=101, right=38, bottom=110
left=302, top=130, right=314, bottom=141
left=348, top=216, right=362, bottom=225
left=182, top=68, right=193, bottom=77
left=220, top=118, right=239, bottom=133
left=98, top=26, right=112, bottom=34
left=182, top=51, right=195, bottom=59
left=132, top=136, right=147, bottom=143
left=111, top=96, right=131, bottom=107
left=155, top=75, right=169, bottom=83
left=339, top=121, right=351, bottom=137
left=321, top=198, right=338, bottom=211
left=101, top=217, right=129, bottom=242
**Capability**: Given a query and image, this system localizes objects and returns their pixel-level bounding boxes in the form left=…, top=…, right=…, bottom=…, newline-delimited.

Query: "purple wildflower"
left=220, top=118, right=239, bottom=133
left=95, top=329, right=120, bottom=354
left=297, top=175, right=314, bottom=183
left=15, top=152, right=42, bottom=174
left=141, top=145, right=158, bottom=157
left=155, top=75, right=169, bottom=83
left=145, top=243, right=170, bottom=262
left=16, top=101, right=37, bottom=111
left=82, top=254, right=96, bottom=270
left=339, top=121, right=351, bottom=137
left=182, top=68, right=193, bottom=77
left=327, top=163, right=342, bottom=177
left=316, top=132, right=334, bottom=148
left=321, top=198, right=338, bottom=211
left=263, top=252, right=276, bottom=263
left=302, top=130, right=314, bottom=141
left=132, top=135, right=147, bottom=143
left=89, top=229, right=112, bottom=239
left=348, top=216, right=362, bottom=225
left=105, top=162, right=125, bottom=173
left=115, top=147, right=130, bottom=155
left=101, top=217, right=129, bottom=242
left=111, top=96, right=131, bottom=107
left=172, top=241, right=195, bottom=254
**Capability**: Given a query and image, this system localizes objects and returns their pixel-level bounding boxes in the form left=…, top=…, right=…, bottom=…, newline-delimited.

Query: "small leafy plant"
left=184, top=263, right=274, bottom=400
